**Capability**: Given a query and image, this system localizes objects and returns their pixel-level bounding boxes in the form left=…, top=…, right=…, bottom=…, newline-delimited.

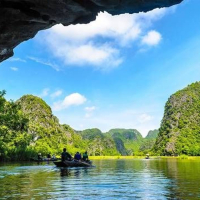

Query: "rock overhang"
left=0, top=0, right=183, bottom=63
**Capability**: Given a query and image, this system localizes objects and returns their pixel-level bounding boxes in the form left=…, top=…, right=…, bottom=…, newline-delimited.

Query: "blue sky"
left=0, top=0, right=200, bottom=136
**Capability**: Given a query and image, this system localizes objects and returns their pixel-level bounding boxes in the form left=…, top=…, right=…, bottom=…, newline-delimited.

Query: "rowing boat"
left=53, top=160, right=93, bottom=167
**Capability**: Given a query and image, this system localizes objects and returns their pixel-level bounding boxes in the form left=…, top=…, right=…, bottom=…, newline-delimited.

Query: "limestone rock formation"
left=0, top=0, right=183, bottom=62
left=154, top=82, right=200, bottom=156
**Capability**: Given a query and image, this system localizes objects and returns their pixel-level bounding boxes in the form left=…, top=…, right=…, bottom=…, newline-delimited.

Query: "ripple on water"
left=0, top=159, right=200, bottom=199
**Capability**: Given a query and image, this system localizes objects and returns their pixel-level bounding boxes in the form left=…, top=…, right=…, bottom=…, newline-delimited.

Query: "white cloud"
left=53, top=93, right=86, bottom=111
left=10, top=67, right=18, bottom=71
left=50, top=90, right=63, bottom=98
left=48, top=8, right=166, bottom=45
left=85, top=106, right=96, bottom=112
left=9, top=57, right=26, bottom=63
left=49, top=12, right=141, bottom=44
left=141, top=30, right=162, bottom=46
left=37, top=7, right=174, bottom=70
left=39, top=88, right=50, bottom=97
left=63, top=43, right=123, bottom=70
left=85, top=113, right=92, bottom=118
left=138, top=113, right=154, bottom=123
left=28, top=56, right=60, bottom=71
left=85, top=106, right=96, bottom=118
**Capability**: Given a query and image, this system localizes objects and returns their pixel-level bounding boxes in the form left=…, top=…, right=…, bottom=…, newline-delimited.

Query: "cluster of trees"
left=0, top=90, right=32, bottom=161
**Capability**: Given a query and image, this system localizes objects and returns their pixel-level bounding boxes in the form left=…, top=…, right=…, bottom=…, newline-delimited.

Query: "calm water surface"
left=0, top=158, right=200, bottom=199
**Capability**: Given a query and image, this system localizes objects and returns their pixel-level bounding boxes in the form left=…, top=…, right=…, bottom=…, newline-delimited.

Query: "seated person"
left=74, top=152, right=82, bottom=161
left=38, top=153, right=42, bottom=160
left=61, top=148, right=72, bottom=161
left=47, top=153, right=51, bottom=160
left=82, top=151, right=89, bottom=161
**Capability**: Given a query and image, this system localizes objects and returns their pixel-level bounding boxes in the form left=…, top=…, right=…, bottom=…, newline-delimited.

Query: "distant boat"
left=54, top=160, right=93, bottom=167
left=145, top=154, right=150, bottom=159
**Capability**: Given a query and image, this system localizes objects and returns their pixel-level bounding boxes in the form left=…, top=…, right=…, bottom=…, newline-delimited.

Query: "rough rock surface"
left=0, top=0, right=183, bottom=62
left=153, top=82, right=200, bottom=155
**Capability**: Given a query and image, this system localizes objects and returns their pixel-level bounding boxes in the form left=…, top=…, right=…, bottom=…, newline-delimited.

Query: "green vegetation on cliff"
left=17, top=95, right=70, bottom=156
left=106, top=129, right=143, bottom=155
left=139, top=130, right=159, bottom=154
left=154, top=82, right=200, bottom=156
left=0, top=91, right=31, bottom=160
left=0, top=91, right=159, bottom=161
left=0, top=93, right=87, bottom=161
left=146, top=129, right=159, bottom=139
left=76, top=128, right=119, bottom=156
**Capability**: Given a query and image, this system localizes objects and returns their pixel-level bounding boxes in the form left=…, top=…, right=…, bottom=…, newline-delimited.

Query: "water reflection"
left=59, top=167, right=89, bottom=178
left=0, top=159, right=200, bottom=199
left=60, top=168, right=71, bottom=177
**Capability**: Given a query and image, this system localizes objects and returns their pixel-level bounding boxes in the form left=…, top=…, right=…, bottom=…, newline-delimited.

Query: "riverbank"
left=90, top=156, right=151, bottom=159
left=89, top=155, right=200, bottom=160
left=1, top=155, right=200, bottom=162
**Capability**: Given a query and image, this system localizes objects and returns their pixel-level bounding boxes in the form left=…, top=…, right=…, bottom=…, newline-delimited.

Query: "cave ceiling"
left=0, top=0, right=183, bottom=63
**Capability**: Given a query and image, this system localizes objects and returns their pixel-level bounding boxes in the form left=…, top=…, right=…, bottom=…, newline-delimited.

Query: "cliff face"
left=107, top=129, right=143, bottom=155
left=16, top=95, right=146, bottom=156
left=139, top=129, right=158, bottom=153
left=154, top=82, right=200, bottom=156
left=76, top=128, right=119, bottom=156
left=146, top=129, right=159, bottom=139
left=17, top=95, right=58, bottom=129
left=17, top=95, right=87, bottom=155
left=0, top=0, right=183, bottom=62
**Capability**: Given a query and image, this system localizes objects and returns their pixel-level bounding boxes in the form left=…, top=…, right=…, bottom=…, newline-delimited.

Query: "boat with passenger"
left=53, top=160, right=93, bottom=167
left=54, top=148, right=93, bottom=167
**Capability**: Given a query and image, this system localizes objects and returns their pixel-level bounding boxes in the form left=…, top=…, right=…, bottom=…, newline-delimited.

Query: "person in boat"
left=82, top=151, right=89, bottom=162
left=52, top=154, right=56, bottom=160
left=38, top=153, right=42, bottom=161
left=74, top=152, right=82, bottom=161
left=61, top=148, right=72, bottom=161
left=47, top=153, right=51, bottom=160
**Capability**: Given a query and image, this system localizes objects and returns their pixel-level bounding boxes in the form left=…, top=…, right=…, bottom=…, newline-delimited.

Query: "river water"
left=0, top=158, right=200, bottom=199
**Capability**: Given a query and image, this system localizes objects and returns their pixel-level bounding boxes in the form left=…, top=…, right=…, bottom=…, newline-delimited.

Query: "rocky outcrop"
left=0, top=0, right=183, bottom=62
left=145, top=129, right=159, bottom=139
left=113, top=137, right=128, bottom=156
left=153, top=82, right=200, bottom=156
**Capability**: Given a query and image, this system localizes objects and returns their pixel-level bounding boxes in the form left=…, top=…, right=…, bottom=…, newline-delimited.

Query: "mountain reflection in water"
left=0, top=158, right=200, bottom=199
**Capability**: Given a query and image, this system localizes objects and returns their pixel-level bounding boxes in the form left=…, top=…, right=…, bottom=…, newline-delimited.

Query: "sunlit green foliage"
left=139, top=130, right=159, bottom=154
left=0, top=91, right=31, bottom=160
left=105, top=129, right=144, bottom=155
left=77, top=128, right=119, bottom=156
left=17, top=95, right=81, bottom=158
left=153, top=82, right=200, bottom=156
left=0, top=91, right=160, bottom=160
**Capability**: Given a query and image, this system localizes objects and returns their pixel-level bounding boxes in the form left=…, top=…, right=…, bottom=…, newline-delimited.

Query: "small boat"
left=145, top=154, right=150, bottom=159
left=54, top=160, right=93, bottom=167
